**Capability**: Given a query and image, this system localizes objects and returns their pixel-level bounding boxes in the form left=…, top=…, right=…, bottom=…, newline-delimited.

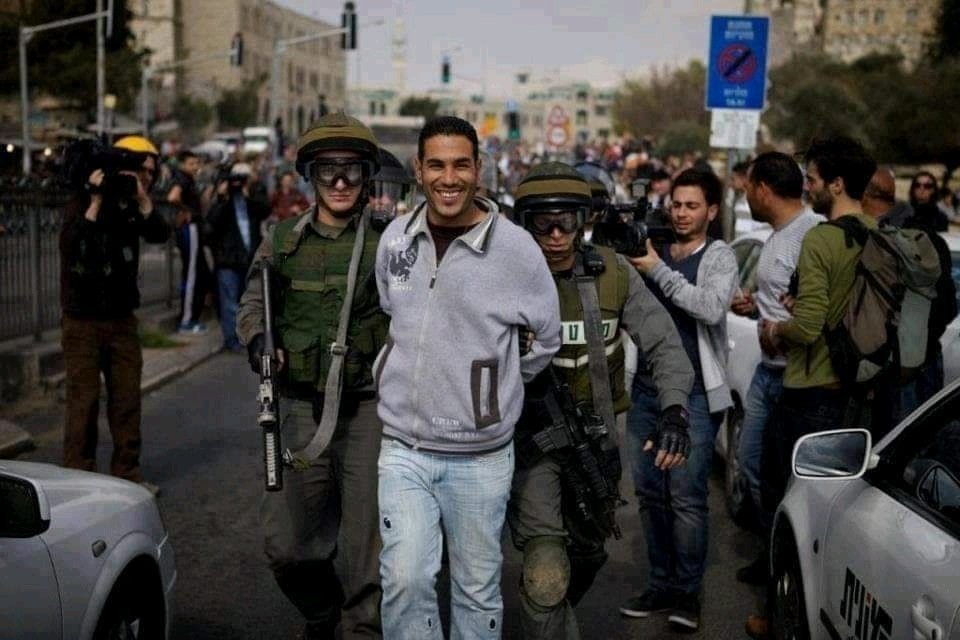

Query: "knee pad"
left=521, top=536, right=570, bottom=609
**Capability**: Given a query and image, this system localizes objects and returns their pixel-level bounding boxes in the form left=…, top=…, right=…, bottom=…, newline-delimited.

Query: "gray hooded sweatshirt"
left=374, top=198, right=562, bottom=454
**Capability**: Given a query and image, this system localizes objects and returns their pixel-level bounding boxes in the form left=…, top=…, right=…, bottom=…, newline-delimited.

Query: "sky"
left=276, top=0, right=744, bottom=97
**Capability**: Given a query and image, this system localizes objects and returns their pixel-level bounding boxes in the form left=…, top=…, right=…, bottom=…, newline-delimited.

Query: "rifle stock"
left=258, top=262, right=283, bottom=491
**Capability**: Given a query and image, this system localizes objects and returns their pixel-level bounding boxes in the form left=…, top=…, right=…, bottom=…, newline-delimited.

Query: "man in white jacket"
left=374, top=116, right=561, bottom=640
left=619, top=168, right=738, bottom=631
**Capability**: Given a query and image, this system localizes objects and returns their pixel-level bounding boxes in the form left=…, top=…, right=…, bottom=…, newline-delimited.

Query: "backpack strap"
left=824, top=216, right=869, bottom=249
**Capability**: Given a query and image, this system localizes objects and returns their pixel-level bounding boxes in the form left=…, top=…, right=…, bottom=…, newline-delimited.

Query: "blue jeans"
left=216, top=267, right=246, bottom=349
left=895, top=351, right=945, bottom=424
left=378, top=439, right=514, bottom=640
left=738, top=364, right=784, bottom=530
left=626, top=385, right=722, bottom=596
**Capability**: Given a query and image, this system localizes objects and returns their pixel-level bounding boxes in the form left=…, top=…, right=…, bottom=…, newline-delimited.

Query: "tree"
left=930, top=0, right=960, bottom=62
left=0, top=1, right=146, bottom=112
left=612, top=60, right=708, bottom=140
left=657, top=121, right=710, bottom=159
left=216, top=79, right=261, bottom=129
left=398, top=96, right=440, bottom=120
left=173, top=95, right=213, bottom=140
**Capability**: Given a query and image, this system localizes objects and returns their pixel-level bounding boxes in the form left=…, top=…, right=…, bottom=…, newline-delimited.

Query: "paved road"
left=17, top=351, right=764, bottom=639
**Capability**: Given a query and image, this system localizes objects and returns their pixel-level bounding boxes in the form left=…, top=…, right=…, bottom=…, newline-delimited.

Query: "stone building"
left=130, top=0, right=346, bottom=138
left=820, top=0, right=938, bottom=65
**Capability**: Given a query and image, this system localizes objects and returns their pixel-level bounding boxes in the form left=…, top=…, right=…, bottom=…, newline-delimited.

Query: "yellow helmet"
left=113, top=135, right=159, bottom=156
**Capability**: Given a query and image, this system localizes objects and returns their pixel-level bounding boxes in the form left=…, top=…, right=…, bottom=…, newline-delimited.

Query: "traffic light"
left=507, top=111, right=520, bottom=140
left=341, top=2, right=357, bottom=50
left=105, top=0, right=125, bottom=45
left=442, top=56, right=450, bottom=84
left=230, top=32, right=244, bottom=66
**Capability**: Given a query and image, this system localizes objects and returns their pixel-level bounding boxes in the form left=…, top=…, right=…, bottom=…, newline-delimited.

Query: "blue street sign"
left=706, top=15, right=770, bottom=110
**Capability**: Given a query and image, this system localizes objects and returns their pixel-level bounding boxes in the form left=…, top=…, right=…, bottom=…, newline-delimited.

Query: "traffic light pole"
left=268, top=27, right=348, bottom=134
left=141, top=47, right=240, bottom=137
left=96, top=0, right=105, bottom=139
left=17, top=5, right=113, bottom=175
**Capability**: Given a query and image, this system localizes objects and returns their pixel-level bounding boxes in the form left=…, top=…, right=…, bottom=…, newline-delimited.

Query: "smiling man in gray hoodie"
left=374, top=116, right=561, bottom=640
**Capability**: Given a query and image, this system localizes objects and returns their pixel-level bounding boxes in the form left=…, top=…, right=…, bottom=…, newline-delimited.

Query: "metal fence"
left=0, top=181, right=180, bottom=342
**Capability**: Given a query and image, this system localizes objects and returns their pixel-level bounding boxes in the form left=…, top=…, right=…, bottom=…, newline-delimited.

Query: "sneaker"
left=736, top=553, right=770, bottom=585
left=177, top=322, right=208, bottom=335
left=668, top=593, right=701, bottom=630
left=619, top=589, right=676, bottom=618
left=139, top=481, right=160, bottom=496
left=745, top=615, right=771, bottom=639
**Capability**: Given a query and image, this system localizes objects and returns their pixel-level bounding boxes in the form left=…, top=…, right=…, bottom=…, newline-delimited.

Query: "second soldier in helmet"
left=509, top=162, right=694, bottom=639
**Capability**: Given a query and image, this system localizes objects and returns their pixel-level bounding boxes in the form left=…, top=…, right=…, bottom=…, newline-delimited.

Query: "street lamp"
left=104, top=93, right=117, bottom=143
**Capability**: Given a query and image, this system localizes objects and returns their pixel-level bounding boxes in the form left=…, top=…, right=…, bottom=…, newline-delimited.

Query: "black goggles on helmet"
left=526, top=209, right=585, bottom=235
left=307, top=158, right=375, bottom=187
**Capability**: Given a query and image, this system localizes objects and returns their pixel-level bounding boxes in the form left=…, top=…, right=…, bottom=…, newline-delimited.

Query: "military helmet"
left=295, top=112, right=380, bottom=180
left=373, top=147, right=413, bottom=186
left=573, top=161, right=615, bottom=198
left=514, top=161, right=592, bottom=231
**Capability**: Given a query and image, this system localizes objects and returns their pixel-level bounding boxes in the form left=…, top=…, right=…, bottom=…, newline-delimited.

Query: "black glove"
left=655, top=404, right=690, bottom=458
left=518, top=325, right=534, bottom=356
left=247, top=333, right=265, bottom=374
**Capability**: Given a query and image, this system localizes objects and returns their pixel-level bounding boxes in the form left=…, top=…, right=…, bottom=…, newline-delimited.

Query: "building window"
left=380, top=103, right=386, bottom=115
left=369, top=101, right=376, bottom=116
left=533, top=115, right=543, bottom=127
left=858, top=9, right=869, bottom=25
left=594, top=105, right=608, bottom=117
left=874, top=9, right=885, bottom=24
left=576, top=90, right=588, bottom=102
left=597, top=129, right=610, bottom=139
left=576, top=110, right=588, bottom=126
left=296, top=68, right=305, bottom=95
left=310, top=72, right=318, bottom=90
left=847, top=10, right=855, bottom=25
left=906, top=7, right=919, bottom=23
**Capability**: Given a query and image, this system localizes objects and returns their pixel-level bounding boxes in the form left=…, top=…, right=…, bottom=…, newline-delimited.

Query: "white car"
left=0, top=461, right=176, bottom=639
left=718, top=230, right=960, bottom=523
left=772, top=379, right=960, bottom=640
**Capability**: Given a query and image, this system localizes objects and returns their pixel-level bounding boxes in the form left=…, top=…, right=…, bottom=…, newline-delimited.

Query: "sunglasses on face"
left=527, top=211, right=582, bottom=235
left=310, top=158, right=371, bottom=187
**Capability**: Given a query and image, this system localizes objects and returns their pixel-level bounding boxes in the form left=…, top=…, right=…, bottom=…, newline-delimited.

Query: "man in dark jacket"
left=205, top=162, right=268, bottom=352
left=59, top=136, right=169, bottom=491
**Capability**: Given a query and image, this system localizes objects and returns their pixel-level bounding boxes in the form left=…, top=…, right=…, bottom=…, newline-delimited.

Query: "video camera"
left=62, top=138, right=142, bottom=202
left=590, top=178, right=676, bottom=257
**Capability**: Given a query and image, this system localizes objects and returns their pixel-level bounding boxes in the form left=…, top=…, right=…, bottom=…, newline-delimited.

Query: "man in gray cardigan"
left=374, top=117, right=561, bottom=640
left=619, top=168, right=738, bottom=631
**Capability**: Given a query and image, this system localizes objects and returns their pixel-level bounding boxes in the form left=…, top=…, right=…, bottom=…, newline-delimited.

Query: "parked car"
left=0, top=461, right=176, bottom=639
left=241, top=126, right=277, bottom=156
left=717, top=229, right=960, bottom=523
left=772, top=378, right=960, bottom=639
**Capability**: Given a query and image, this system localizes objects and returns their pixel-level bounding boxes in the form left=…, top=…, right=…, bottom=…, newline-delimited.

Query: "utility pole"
left=96, top=0, right=105, bottom=139
left=18, top=3, right=114, bottom=174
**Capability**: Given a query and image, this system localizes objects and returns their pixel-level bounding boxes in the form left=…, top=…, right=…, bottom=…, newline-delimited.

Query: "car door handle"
left=911, top=596, right=943, bottom=640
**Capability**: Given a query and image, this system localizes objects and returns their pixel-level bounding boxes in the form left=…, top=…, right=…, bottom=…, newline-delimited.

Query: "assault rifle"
left=523, top=368, right=623, bottom=539
left=258, top=262, right=283, bottom=491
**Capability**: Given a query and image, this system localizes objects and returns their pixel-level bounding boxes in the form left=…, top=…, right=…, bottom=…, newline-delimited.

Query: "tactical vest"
left=553, top=246, right=631, bottom=414
left=272, top=211, right=388, bottom=392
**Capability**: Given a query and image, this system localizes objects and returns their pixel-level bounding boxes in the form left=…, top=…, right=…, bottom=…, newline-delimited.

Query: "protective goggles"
left=526, top=210, right=584, bottom=235
left=308, top=158, right=375, bottom=187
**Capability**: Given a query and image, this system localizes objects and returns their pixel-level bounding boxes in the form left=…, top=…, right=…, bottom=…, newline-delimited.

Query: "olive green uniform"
left=508, top=246, right=693, bottom=640
left=237, top=209, right=388, bottom=638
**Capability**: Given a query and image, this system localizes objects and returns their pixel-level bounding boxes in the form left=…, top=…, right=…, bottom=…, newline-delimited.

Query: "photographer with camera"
left=509, top=162, right=693, bottom=640
left=59, top=135, right=170, bottom=493
left=619, top=168, right=738, bottom=631
left=205, top=162, right=269, bottom=353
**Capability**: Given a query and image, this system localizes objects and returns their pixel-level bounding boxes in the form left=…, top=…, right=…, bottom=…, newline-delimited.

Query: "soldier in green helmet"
left=236, top=113, right=388, bottom=640
left=508, top=161, right=695, bottom=640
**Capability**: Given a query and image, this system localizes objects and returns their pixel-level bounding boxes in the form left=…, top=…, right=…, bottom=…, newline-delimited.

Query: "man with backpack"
left=747, top=136, right=876, bottom=639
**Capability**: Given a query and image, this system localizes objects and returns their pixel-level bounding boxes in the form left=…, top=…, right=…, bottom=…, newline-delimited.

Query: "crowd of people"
left=56, top=113, right=959, bottom=640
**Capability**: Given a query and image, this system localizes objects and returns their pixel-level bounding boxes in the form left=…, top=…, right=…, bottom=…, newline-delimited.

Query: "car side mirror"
left=0, top=473, right=51, bottom=538
left=792, top=428, right=873, bottom=480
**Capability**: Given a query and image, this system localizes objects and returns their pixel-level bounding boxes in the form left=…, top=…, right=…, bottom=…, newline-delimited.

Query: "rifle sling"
left=573, top=254, right=618, bottom=440
left=288, top=210, right=369, bottom=469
